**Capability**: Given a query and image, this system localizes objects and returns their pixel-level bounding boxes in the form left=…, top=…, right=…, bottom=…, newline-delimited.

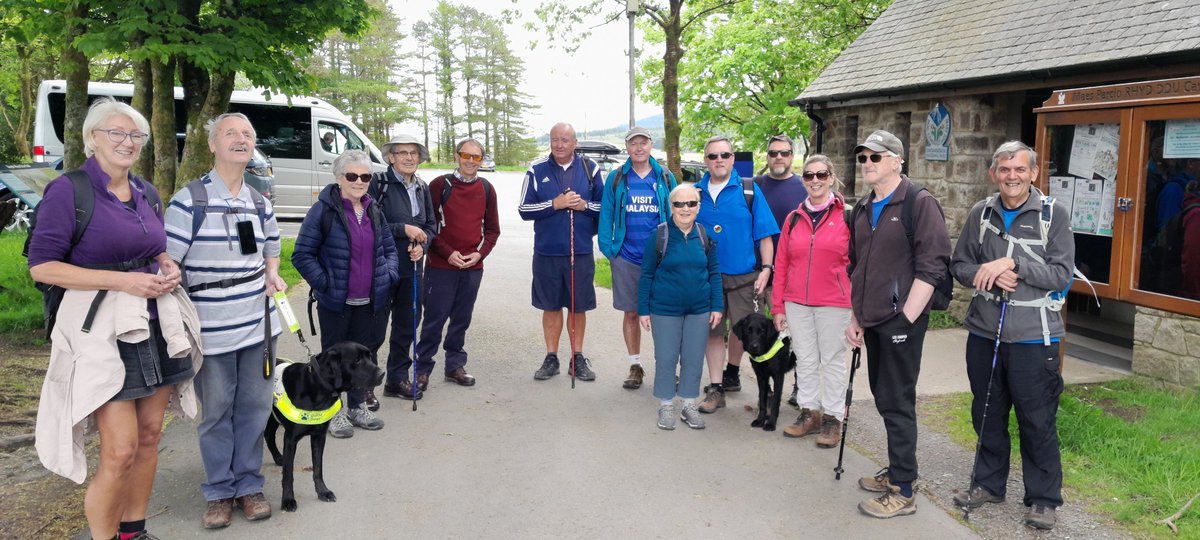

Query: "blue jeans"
left=650, top=313, right=709, bottom=400
left=195, top=339, right=276, bottom=501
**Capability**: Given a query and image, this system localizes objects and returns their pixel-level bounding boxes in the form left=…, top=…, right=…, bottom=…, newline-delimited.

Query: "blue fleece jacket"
left=518, top=154, right=604, bottom=256
left=695, top=170, right=780, bottom=275
left=638, top=221, right=723, bottom=316
left=598, top=156, right=676, bottom=261
left=292, top=183, right=400, bottom=313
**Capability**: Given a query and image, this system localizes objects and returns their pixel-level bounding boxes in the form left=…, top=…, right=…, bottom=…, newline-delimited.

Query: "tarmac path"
left=100, top=169, right=1119, bottom=539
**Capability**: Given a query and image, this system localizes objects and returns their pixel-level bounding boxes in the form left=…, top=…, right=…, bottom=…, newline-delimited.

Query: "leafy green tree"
left=0, top=7, right=60, bottom=163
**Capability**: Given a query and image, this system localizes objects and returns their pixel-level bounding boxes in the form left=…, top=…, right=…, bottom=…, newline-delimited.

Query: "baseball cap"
left=853, top=130, right=904, bottom=155
left=625, top=126, right=653, bottom=142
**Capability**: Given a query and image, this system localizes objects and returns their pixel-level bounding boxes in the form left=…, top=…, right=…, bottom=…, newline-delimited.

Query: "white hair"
left=333, top=149, right=372, bottom=178
left=82, top=98, right=150, bottom=157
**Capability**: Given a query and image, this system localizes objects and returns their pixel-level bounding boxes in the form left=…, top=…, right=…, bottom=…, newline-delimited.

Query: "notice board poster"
left=1068, top=124, right=1120, bottom=180
left=1049, top=176, right=1076, bottom=217
left=1070, top=178, right=1105, bottom=234
left=1164, top=119, right=1200, bottom=158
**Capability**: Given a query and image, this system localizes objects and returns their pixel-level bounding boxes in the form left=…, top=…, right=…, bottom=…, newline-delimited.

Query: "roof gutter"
left=803, top=102, right=825, bottom=153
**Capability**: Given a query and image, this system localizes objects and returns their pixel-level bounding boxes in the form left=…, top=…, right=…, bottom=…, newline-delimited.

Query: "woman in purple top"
left=27, top=98, right=188, bottom=540
left=292, top=150, right=399, bottom=438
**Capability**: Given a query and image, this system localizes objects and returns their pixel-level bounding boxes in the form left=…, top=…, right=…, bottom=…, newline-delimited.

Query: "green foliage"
left=595, top=257, right=613, bottom=289
left=931, top=378, right=1200, bottom=539
left=0, top=232, right=42, bottom=334
left=639, top=0, right=888, bottom=152
left=928, top=310, right=961, bottom=330
left=279, top=237, right=302, bottom=289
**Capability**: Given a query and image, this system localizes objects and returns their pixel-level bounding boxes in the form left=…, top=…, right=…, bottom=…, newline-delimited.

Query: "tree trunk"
left=661, top=5, right=684, bottom=179
left=131, top=54, right=153, bottom=181
left=150, top=58, right=178, bottom=194
left=61, top=5, right=91, bottom=171
left=177, top=71, right=235, bottom=189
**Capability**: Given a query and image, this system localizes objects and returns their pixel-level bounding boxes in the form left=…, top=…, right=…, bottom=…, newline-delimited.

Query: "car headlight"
left=247, top=165, right=272, bottom=177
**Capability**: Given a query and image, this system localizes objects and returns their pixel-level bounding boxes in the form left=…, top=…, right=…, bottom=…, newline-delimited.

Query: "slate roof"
left=797, top=0, right=1200, bottom=103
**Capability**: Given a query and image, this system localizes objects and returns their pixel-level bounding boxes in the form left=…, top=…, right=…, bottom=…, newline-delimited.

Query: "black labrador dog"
left=265, top=341, right=384, bottom=512
left=732, top=312, right=796, bottom=432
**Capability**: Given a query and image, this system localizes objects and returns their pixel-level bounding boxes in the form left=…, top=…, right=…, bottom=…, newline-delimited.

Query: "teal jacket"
left=638, top=221, right=722, bottom=316
left=598, top=156, right=677, bottom=260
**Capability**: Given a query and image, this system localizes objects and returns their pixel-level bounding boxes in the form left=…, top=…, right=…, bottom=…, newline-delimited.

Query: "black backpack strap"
left=696, top=223, right=712, bottom=252
left=320, top=203, right=335, bottom=239
left=654, top=222, right=669, bottom=263
left=900, top=181, right=923, bottom=244
left=186, top=179, right=209, bottom=239
left=741, top=177, right=755, bottom=215
left=65, top=170, right=94, bottom=248
left=786, top=210, right=803, bottom=234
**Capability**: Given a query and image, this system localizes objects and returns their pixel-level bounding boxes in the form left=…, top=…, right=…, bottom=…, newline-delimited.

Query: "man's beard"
left=770, top=165, right=790, bottom=177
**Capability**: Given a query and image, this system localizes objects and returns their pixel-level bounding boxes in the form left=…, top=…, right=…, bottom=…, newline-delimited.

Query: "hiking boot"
left=1024, top=504, right=1057, bottom=530
left=328, top=408, right=354, bottom=439
left=534, top=354, right=559, bottom=380
left=680, top=402, right=705, bottom=429
left=953, top=485, right=1005, bottom=509
left=858, top=492, right=917, bottom=519
left=346, top=405, right=384, bottom=430
left=721, top=371, right=741, bottom=392
left=383, top=380, right=422, bottom=401
left=235, top=492, right=272, bottom=521
left=787, top=384, right=799, bottom=408
left=571, top=354, right=596, bottom=381
left=127, top=532, right=161, bottom=539
left=202, top=498, right=234, bottom=529
left=363, top=389, right=380, bottom=411
left=623, top=364, right=644, bottom=389
left=783, top=408, right=821, bottom=438
left=657, top=402, right=676, bottom=430
left=858, top=468, right=901, bottom=493
left=815, top=414, right=841, bottom=448
left=697, top=386, right=725, bottom=413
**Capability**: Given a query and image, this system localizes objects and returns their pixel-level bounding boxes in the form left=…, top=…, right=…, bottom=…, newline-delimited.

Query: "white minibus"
left=33, top=80, right=386, bottom=218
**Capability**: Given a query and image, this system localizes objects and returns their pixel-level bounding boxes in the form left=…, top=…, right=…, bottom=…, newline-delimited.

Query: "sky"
left=389, top=0, right=657, bottom=137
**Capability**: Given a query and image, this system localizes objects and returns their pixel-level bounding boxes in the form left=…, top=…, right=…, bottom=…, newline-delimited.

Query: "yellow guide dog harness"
left=751, top=338, right=787, bottom=363
left=272, top=360, right=341, bottom=424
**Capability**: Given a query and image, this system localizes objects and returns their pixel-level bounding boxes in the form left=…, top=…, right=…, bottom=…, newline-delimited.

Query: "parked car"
left=680, top=160, right=706, bottom=183
left=575, top=140, right=622, bottom=176
left=480, top=154, right=496, bottom=172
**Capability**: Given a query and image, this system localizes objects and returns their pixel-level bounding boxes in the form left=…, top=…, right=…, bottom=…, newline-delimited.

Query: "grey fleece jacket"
left=951, top=188, right=1075, bottom=343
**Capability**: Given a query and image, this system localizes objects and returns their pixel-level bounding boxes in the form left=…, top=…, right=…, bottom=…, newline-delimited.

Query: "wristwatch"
left=761, top=264, right=774, bottom=270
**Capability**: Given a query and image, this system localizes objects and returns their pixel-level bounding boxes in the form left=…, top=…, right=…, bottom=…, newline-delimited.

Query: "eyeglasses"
left=342, top=173, right=371, bottom=183
left=802, top=170, right=831, bottom=181
left=705, top=152, right=733, bottom=160
left=671, top=200, right=699, bottom=208
left=391, top=150, right=419, bottom=158
left=458, top=152, right=483, bottom=162
left=94, top=129, right=149, bottom=145
left=767, top=150, right=793, bottom=158
left=857, top=154, right=886, bottom=164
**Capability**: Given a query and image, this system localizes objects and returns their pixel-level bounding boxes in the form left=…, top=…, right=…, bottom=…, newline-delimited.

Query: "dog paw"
left=281, top=499, right=298, bottom=512
left=763, top=422, right=776, bottom=431
left=318, top=490, right=337, bottom=503
left=751, top=418, right=765, bottom=427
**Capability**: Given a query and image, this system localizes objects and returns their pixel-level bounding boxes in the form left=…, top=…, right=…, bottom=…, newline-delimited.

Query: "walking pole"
left=567, top=196, right=576, bottom=390
left=412, top=253, right=420, bottom=412
left=834, top=347, right=862, bottom=480
left=963, top=292, right=1009, bottom=521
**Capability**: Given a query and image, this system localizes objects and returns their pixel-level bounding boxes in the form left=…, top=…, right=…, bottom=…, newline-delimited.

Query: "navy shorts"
left=112, top=318, right=195, bottom=401
left=532, top=253, right=597, bottom=312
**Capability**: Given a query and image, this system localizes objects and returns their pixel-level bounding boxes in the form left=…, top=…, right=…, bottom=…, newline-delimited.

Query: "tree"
left=536, top=0, right=746, bottom=177
left=643, top=0, right=887, bottom=152
left=0, top=7, right=60, bottom=163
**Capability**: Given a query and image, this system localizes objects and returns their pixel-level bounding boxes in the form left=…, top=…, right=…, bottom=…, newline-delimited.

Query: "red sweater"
left=771, top=195, right=852, bottom=311
left=428, top=173, right=500, bottom=271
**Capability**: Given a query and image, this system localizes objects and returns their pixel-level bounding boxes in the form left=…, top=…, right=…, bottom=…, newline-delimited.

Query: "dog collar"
left=751, top=339, right=786, bottom=363
left=273, top=361, right=342, bottom=425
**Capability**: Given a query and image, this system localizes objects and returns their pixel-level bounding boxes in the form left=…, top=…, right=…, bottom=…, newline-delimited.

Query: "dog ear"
left=320, top=347, right=344, bottom=390
left=731, top=316, right=749, bottom=341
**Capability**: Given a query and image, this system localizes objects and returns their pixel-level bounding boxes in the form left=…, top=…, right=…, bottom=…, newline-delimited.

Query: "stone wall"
left=1134, top=307, right=1200, bottom=387
left=815, top=94, right=1021, bottom=318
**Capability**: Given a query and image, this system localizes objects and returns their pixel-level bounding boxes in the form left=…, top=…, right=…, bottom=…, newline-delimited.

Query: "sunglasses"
left=458, top=152, right=484, bottom=162
left=671, top=200, right=699, bottom=208
left=342, top=172, right=371, bottom=183
left=802, top=170, right=831, bottom=181
left=857, top=154, right=886, bottom=164
left=705, top=151, right=733, bottom=160
left=767, top=150, right=793, bottom=158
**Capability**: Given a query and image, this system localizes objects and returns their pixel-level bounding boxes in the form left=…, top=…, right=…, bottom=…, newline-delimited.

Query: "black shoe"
left=722, top=372, right=741, bottom=392
left=364, top=389, right=380, bottom=411
left=534, top=354, right=560, bottom=380
left=1024, top=504, right=1057, bottom=530
left=953, top=485, right=1004, bottom=509
left=382, top=381, right=422, bottom=401
left=571, top=354, right=595, bottom=381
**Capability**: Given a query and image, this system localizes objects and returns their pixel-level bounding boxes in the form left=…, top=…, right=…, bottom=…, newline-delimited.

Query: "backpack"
left=435, top=174, right=493, bottom=229
left=185, top=177, right=267, bottom=239
left=22, top=170, right=162, bottom=338
left=849, top=181, right=952, bottom=310
left=654, top=221, right=714, bottom=264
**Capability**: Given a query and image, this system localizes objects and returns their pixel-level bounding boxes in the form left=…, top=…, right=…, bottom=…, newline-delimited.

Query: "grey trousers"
left=195, top=339, right=276, bottom=501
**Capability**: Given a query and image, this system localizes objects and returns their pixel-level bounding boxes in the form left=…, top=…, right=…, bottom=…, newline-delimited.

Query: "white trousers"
left=784, top=303, right=850, bottom=420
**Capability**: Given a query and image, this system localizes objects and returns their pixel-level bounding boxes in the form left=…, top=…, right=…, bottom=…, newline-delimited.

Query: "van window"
left=317, top=122, right=364, bottom=156
left=231, top=102, right=311, bottom=159
left=48, top=93, right=152, bottom=143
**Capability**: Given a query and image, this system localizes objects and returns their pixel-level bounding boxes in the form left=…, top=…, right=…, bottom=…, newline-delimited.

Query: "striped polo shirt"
left=165, top=171, right=282, bottom=355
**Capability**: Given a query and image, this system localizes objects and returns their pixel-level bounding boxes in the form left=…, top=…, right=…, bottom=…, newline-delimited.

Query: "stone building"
left=792, top=0, right=1200, bottom=385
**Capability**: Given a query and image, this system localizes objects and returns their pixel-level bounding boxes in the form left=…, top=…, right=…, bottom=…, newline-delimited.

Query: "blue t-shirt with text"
left=619, top=169, right=661, bottom=264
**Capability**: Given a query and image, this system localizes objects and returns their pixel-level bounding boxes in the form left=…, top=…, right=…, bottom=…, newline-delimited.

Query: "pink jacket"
left=771, top=195, right=852, bottom=312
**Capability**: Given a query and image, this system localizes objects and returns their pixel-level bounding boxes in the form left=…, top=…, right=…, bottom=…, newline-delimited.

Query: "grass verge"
left=923, top=377, right=1200, bottom=539
left=279, top=237, right=301, bottom=288
left=595, top=256, right=612, bottom=289
left=0, top=232, right=43, bottom=340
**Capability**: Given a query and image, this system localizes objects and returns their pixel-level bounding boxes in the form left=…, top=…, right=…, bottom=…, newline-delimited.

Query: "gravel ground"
left=836, top=395, right=1135, bottom=540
